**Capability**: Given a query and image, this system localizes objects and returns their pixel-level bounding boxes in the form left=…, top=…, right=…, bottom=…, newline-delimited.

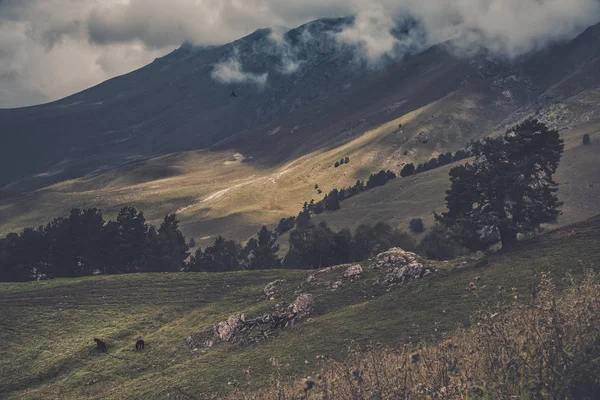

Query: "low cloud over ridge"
left=1, top=0, right=599, bottom=107
left=212, top=56, right=269, bottom=86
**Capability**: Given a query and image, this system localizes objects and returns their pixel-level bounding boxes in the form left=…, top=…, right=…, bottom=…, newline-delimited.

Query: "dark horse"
left=94, top=338, right=107, bottom=352
left=135, top=338, right=145, bottom=350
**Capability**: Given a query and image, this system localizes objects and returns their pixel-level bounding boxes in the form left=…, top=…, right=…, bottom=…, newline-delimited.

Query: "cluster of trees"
left=284, top=216, right=415, bottom=269
left=301, top=170, right=397, bottom=217
left=187, top=226, right=281, bottom=272
left=400, top=149, right=472, bottom=178
left=334, top=156, right=350, bottom=168
left=0, top=207, right=189, bottom=282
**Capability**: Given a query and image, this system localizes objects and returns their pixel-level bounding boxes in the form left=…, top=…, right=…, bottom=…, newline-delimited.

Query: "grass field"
left=1, top=215, right=600, bottom=399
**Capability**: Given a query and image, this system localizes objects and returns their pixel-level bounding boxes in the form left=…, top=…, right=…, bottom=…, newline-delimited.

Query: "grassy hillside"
left=2, top=215, right=600, bottom=399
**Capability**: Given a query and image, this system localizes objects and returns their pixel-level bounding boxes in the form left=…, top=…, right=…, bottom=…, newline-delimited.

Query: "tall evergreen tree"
left=436, top=120, right=564, bottom=249
left=325, top=189, right=341, bottom=211
left=101, top=207, right=149, bottom=274
left=145, top=214, right=189, bottom=272
left=200, top=236, right=240, bottom=272
left=247, top=226, right=281, bottom=270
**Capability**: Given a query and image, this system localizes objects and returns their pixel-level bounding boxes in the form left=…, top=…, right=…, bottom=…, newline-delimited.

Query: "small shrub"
left=583, top=134, right=591, bottom=145
left=409, top=218, right=425, bottom=233
left=344, top=157, right=350, bottom=164
left=188, top=238, right=196, bottom=248
left=334, top=161, right=340, bottom=168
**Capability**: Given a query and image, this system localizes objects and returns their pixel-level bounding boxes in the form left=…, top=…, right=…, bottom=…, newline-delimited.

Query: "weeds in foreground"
left=232, top=271, right=600, bottom=399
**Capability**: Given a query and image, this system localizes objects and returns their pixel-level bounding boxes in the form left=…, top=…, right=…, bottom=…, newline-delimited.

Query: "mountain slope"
left=0, top=21, right=599, bottom=244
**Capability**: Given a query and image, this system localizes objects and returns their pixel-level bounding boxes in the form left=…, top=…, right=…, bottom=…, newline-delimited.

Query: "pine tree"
left=247, top=226, right=281, bottom=270
left=400, top=163, right=415, bottom=177
left=325, top=189, right=341, bottom=211
left=145, top=214, right=189, bottom=272
left=436, top=120, right=564, bottom=250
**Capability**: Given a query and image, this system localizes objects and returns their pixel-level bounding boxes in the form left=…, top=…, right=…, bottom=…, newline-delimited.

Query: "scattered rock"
left=306, top=274, right=317, bottom=283
left=328, top=281, right=343, bottom=292
left=343, top=264, right=363, bottom=279
left=264, top=279, right=286, bottom=298
left=215, top=316, right=244, bottom=342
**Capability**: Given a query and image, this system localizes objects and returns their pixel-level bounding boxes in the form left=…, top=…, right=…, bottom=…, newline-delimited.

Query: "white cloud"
left=212, top=56, right=268, bottom=86
left=1, top=0, right=599, bottom=107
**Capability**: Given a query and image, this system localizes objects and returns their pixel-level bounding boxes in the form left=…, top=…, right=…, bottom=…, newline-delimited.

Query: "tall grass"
left=233, top=271, right=600, bottom=399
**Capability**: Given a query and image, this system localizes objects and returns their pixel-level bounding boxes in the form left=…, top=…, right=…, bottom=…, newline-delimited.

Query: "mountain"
left=1, top=19, right=600, bottom=243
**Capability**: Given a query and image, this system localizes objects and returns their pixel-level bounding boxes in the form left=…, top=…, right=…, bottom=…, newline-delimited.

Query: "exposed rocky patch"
left=342, top=264, right=363, bottom=279
left=373, top=248, right=435, bottom=288
left=186, top=294, right=315, bottom=348
left=264, top=279, right=287, bottom=299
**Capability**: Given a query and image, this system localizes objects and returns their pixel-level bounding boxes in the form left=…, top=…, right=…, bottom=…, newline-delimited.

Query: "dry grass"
left=234, top=271, right=600, bottom=400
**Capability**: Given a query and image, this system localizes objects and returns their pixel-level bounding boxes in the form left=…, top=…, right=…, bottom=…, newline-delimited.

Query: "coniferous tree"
left=101, top=207, right=149, bottom=274
left=583, top=134, right=591, bottom=145
left=187, top=247, right=204, bottom=272
left=200, top=236, right=241, bottom=272
left=325, top=189, right=341, bottom=211
left=409, top=218, right=425, bottom=233
left=145, top=214, right=189, bottom=272
left=436, top=120, right=564, bottom=250
left=453, top=149, right=468, bottom=162
left=401, top=163, right=415, bottom=177
left=247, top=226, right=281, bottom=270
left=296, top=209, right=312, bottom=230
left=276, top=216, right=296, bottom=235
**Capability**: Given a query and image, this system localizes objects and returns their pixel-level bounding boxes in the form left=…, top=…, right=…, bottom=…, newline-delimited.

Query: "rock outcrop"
left=188, top=294, right=315, bottom=347
left=343, top=264, right=363, bottom=279
left=374, top=248, right=435, bottom=287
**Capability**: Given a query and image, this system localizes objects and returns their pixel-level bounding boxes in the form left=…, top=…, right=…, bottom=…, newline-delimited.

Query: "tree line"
left=0, top=207, right=189, bottom=282
left=400, top=148, right=472, bottom=178
left=276, top=170, right=397, bottom=235
left=0, top=206, right=414, bottom=281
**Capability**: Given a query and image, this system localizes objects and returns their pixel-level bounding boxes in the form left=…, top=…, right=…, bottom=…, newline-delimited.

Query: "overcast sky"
left=1, top=0, right=599, bottom=108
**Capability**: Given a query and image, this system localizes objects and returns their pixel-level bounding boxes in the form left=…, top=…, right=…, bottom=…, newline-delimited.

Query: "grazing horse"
left=135, top=338, right=145, bottom=350
left=94, top=338, right=107, bottom=352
